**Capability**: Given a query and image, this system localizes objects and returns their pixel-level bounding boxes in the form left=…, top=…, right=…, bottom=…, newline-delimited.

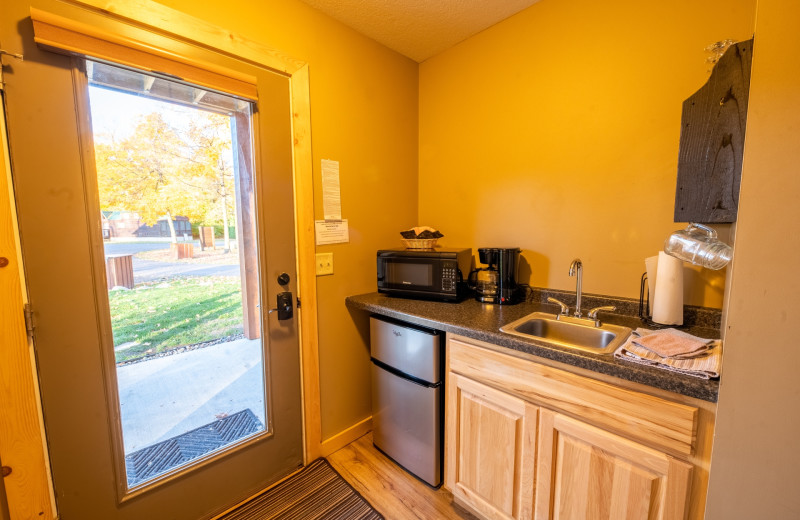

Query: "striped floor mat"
left=220, top=459, right=384, bottom=520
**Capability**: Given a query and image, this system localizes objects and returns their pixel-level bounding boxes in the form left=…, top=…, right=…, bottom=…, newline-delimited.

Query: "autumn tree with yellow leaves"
left=94, top=109, right=235, bottom=246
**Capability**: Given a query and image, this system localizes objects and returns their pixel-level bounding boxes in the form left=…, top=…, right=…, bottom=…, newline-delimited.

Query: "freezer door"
left=370, top=316, right=441, bottom=384
left=371, top=363, right=441, bottom=487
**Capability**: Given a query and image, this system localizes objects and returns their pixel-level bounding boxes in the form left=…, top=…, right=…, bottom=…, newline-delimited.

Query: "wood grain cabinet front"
left=535, top=409, right=692, bottom=520
left=446, top=373, right=537, bottom=520
left=444, top=335, right=711, bottom=520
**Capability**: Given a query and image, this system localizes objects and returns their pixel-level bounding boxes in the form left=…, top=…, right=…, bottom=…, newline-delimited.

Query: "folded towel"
left=614, top=329, right=722, bottom=379
left=631, top=328, right=715, bottom=359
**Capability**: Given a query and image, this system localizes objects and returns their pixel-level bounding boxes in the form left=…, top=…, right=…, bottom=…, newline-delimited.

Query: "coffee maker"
left=469, top=247, right=524, bottom=304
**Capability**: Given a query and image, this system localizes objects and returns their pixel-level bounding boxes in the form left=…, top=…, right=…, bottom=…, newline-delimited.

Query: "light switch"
left=316, top=252, right=334, bottom=276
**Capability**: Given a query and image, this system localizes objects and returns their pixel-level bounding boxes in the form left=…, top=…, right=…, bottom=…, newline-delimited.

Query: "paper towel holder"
left=639, top=272, right=685, bottom=329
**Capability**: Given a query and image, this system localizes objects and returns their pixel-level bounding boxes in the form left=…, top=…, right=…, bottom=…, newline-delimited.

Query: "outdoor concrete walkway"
left=132, top=258, right=239, bottom=282
left=104, top=240, right=240, bottom=282
left=116, top=338, right=265, bottom=453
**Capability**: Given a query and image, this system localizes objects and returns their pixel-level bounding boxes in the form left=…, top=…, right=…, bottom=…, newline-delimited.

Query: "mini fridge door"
left=371, top=362, right=442, bottom=487
left=370, top=316, right=441, bottom=384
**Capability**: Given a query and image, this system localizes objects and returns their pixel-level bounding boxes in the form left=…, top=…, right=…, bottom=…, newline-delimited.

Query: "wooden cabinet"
left=535, top=409, right=692, bottom=520
left=446, top=373, right=537, bottom=520
left=445, top=335, right=715, bottom=520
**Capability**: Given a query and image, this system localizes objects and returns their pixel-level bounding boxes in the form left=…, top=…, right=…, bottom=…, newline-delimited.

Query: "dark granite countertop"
left=345, top=292, right=720, bottom=403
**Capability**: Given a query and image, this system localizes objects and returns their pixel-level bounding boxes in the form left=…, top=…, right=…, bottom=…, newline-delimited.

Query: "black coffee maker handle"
left=467, top=268, right=486, bottom=291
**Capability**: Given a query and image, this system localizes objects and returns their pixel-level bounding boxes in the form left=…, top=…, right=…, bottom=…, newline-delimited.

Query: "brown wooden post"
left=170, top=242, right=193, bottom=259
left=199, top=226, right=215, bottom=251
left=232, top=110, right=260, bottom=340
left=105, top=254, right=134, bottom=289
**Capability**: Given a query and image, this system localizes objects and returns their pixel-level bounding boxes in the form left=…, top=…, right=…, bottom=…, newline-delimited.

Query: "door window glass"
left=87, top=60, right=267, bottom=489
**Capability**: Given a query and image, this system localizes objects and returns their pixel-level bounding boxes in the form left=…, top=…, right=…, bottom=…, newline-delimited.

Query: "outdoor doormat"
left=125, top=408, right=263, bottom=486
left=219, top=458, right=384, bottom=520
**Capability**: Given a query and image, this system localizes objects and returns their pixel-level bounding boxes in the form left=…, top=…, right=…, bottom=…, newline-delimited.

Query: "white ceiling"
left=296, top=0, right=542, bottom=62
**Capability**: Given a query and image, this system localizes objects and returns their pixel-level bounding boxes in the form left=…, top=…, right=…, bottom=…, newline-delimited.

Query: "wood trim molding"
left=29, top=7, right=258, bottom=99
left=289, top=64, right=323, bottom=463
left=0, top=97, right=57, bottom=518
left=319, top=416, right=373, bottom=458
left=64, top=0, right=306, bottom=75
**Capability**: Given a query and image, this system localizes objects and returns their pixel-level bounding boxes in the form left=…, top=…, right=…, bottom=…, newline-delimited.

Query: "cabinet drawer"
left=448, top=336, right=698, bottom=456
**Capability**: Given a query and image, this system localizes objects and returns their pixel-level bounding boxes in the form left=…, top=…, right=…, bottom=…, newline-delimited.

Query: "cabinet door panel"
left=536, top=410, right=692, bottom=520
left=446, top=374, right=537, bottom=520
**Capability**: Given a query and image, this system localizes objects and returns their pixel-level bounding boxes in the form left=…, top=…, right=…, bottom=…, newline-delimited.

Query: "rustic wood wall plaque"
left=674, top=38, right=753, bottom=223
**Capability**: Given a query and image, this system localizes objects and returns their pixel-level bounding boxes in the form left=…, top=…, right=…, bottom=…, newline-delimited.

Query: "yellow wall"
left=111, top=0, right=420, bottom=440
left=419, top=0, right=755, bottom=307
left=706, top=0, right=800, bottom=516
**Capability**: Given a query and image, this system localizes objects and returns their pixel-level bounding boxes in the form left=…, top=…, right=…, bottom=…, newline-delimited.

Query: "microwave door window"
left=389, top=262, right=433, bottom=287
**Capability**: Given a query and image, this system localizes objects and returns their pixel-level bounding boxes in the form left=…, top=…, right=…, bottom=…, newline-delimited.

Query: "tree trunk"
left=165, top=209, right=178, bottom=243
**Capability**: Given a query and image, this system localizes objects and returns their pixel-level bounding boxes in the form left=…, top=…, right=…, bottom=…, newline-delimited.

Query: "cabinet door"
left=535, top=410, right=693, bottom=520
left=446, top=373, right=537, bottom=520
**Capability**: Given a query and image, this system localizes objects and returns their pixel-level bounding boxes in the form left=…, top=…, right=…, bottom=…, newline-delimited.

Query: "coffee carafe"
left=469, top=247, right=523, bottom=304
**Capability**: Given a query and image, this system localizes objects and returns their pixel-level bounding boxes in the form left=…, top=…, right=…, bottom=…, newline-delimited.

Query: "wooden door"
left=1, top=17, right=303, bottom=520
left=446, top=373, right=537, bottom=520
left=535, top=410, right=693, bottom=520
left=0, top=82, right=56, bottom=520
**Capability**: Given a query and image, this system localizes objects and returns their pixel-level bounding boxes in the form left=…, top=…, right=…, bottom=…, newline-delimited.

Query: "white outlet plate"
left=316, top=252, right=334, bottom=276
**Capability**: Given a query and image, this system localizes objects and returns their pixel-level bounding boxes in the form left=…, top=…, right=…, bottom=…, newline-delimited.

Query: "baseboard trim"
left=319, top=416, right=372, bottom=457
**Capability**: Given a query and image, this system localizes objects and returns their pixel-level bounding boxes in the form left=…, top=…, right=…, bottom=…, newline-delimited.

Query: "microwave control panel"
left=441, top=261, right=458, bottom=292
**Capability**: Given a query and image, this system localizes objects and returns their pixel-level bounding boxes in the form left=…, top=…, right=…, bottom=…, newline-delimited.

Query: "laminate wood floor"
left=328, top=432, right=478, bottom=520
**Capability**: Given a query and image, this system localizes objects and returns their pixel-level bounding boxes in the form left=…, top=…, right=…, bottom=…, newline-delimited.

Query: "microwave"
left=377, top=248, right=472, bottom=301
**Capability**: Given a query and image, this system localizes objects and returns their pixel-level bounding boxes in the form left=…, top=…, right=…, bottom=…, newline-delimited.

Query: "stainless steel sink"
left=500, top=312, right=631, bottom=354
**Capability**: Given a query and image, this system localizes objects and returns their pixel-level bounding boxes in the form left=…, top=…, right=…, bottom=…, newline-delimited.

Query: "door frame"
left=1, top=1, right=324, bottom=517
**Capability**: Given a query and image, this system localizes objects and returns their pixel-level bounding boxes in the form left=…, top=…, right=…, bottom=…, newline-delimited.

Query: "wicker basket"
left=402, top=238, right=439, bottom=249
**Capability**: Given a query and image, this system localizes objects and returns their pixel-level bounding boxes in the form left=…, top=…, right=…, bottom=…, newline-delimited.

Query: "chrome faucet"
left=569, top=258, right=583, bottom=318
left=551, top=258, right=617, bottom=327
left=547, top=297, right=569, bottom=316
left=587, top=305, right=616, bottom=326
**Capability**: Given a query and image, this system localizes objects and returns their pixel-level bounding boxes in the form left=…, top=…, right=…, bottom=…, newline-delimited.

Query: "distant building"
left=101, top=210, right=191, bottom=239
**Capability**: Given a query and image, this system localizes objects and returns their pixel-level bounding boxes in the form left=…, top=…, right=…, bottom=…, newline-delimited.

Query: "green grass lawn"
left=109, top=276, right=244, bottom=363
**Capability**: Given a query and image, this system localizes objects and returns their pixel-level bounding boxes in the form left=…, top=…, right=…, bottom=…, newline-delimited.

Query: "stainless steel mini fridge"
left=370, top=316, right=442, bottom=487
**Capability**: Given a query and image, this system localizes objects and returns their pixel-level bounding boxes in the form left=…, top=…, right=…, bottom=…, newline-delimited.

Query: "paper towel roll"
left=652, top=251, right=684, bottom=325
left=645, top=255, right=659, bottom=316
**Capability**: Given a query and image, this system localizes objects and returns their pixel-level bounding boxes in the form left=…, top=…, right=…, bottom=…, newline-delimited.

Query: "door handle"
left=268, top=291, right=294, bottom=320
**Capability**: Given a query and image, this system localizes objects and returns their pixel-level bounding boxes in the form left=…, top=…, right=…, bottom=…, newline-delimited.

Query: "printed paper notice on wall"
left=321, top=159, right=342, bottom=220
left=315, top=219, right=349, bottom=245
